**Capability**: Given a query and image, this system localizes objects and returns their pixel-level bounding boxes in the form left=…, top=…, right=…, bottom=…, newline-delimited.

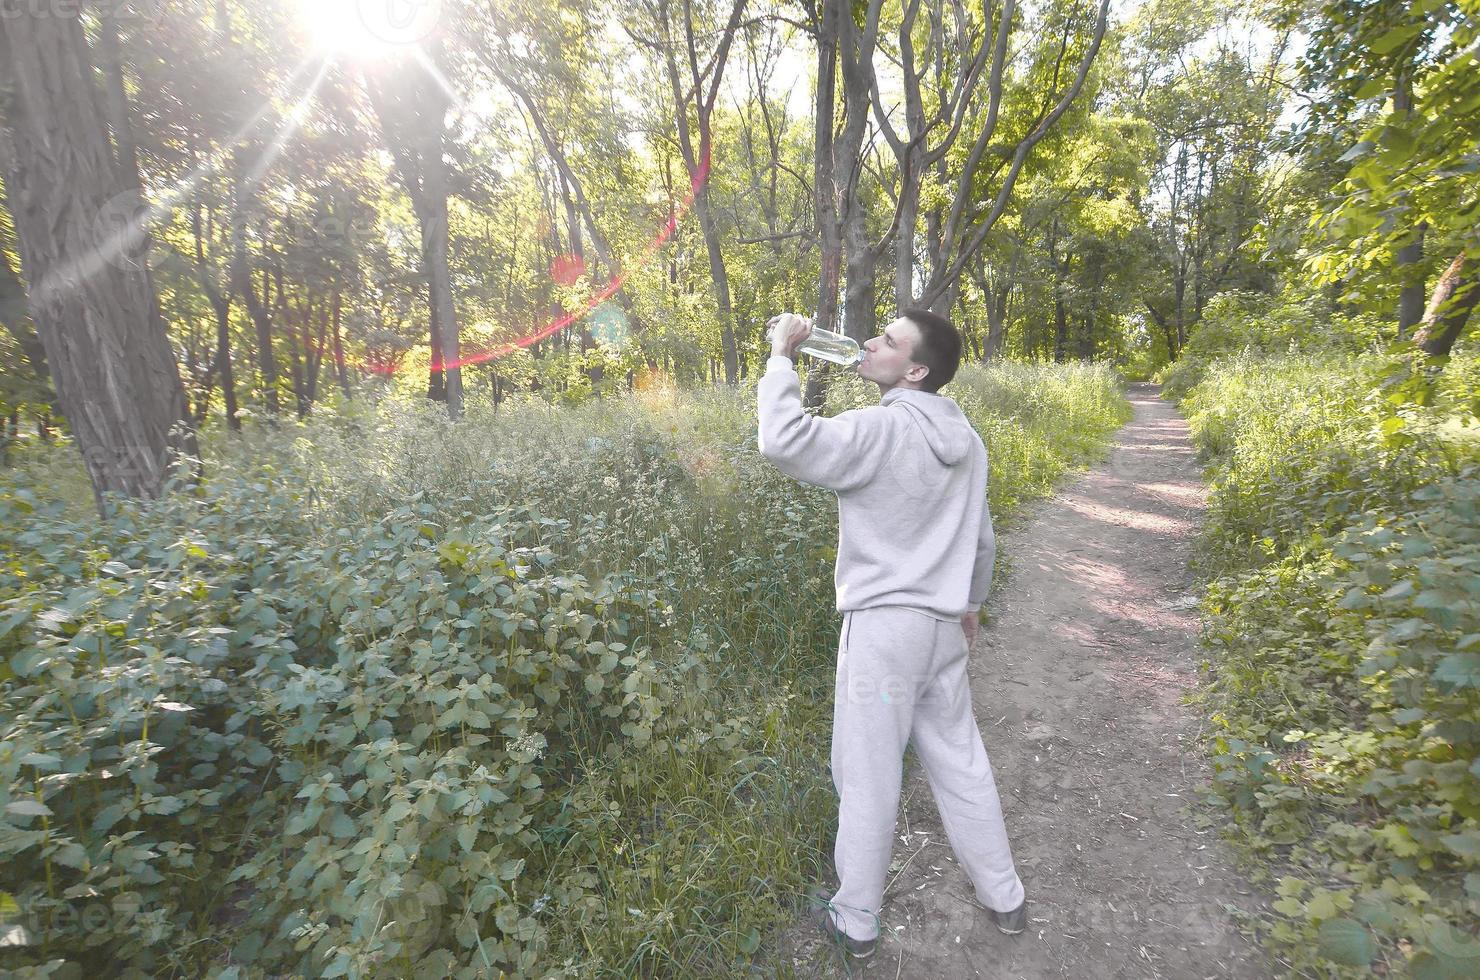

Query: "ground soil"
left=768, top=384, right=1273, bottom=979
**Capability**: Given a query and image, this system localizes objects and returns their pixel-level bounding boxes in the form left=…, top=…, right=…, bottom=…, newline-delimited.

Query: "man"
left=757, top=309, right=1026, bottom=960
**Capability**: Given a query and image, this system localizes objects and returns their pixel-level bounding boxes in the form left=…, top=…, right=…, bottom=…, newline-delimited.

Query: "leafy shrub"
left=1186, top=352, right=1480, bottom=977
left=2, top=361, right=1128, bottom=977
left=1156, top=286, right=1388, bottom=404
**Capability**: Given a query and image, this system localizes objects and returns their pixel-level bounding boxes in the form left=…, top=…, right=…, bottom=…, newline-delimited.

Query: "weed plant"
left=1181, top=352, right=1480, bottom=978
left=0, top=362, right=1127, bottom=978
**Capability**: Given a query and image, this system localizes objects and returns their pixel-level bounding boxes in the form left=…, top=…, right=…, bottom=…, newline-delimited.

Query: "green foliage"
left=1295, top=0, right=1480, bottom=306
left=1, top=363, right=1128, bottom=977
left=1157, top=286, right=1389, bottom=402
left=1184, top=350, right=1480, bottom=976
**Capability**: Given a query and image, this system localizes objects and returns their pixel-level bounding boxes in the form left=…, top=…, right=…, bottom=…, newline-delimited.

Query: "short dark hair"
left=901, top=307, right=962, bottom=392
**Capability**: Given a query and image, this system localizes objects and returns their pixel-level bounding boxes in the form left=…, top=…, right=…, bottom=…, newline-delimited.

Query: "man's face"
left=858, top=317, right=929, bottom=390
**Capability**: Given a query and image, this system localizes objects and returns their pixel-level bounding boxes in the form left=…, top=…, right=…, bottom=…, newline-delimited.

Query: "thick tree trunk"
left=0, top=11, right=191, bottom=505
left=1414, top=253, right=1478, bottom=358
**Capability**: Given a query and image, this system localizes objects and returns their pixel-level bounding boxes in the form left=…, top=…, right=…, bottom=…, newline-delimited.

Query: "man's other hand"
left=769, top=313, right=812, bottom=360
left=961, top=611, right=980, bottom=649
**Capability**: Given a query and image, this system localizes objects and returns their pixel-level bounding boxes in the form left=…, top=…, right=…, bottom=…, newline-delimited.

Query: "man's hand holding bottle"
left=768, top=313, right=813, bottom=360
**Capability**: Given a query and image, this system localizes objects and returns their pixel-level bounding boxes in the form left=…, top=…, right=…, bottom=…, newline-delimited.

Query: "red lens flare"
left=364, top=147, right=712, bottom=377
left=549, top=253, right=586, bottom=286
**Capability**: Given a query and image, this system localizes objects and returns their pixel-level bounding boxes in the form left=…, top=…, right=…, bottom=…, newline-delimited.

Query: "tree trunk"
left=331, top=288, right=350, bottom=396
left=915, top=0, right=1110, bottom=308
left=210, top=293, right=240, bottom=430
left=1394, top=76, right=1425, bottom=338
left=804, top=0, right=887, bottom=409
left=285, top=301, right=308, bottom=418
left=0, top=247, right=53, bottom=390
left=1397, top=222, right=1426, bottom=338
left=1053, top=295, right=1068, bottom=363
left=1145, top=300, right=1177, bottom=360
left=1414, top=253, right=1478, bottom=358
left=230, top=186, right=280, bottom=419
left=0, top=10, right=192, bottom=506
left=95, top=12, right=145, bottom=194
left=655, top=0, right=749, bottom=384
left=418, top=156, right=463, bottom=417
left=805, top=0, right=845, bottom=410
left=366, top=45, right=463, bottom=418
left=894, top=178, right=919, bottom=308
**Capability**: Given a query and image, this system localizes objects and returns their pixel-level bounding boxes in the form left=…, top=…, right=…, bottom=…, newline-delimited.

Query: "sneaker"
left=988, top=900, right=1027, bottom=935
left=816, top=909, right=877, bottom=960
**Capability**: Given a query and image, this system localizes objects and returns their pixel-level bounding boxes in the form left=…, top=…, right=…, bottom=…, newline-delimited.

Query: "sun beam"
left=296, top=0, right=442, bottom=60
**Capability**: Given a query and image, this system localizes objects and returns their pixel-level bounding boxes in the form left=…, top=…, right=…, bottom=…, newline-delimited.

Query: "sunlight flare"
left=296, top=0, right=442, bottom=60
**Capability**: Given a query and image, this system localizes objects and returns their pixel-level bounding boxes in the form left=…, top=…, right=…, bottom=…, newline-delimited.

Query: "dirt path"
left=775, top=383, right=1270, bottom=979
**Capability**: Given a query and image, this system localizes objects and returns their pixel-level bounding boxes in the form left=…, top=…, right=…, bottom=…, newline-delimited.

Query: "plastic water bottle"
left=766, top=314, right=864, bottom=366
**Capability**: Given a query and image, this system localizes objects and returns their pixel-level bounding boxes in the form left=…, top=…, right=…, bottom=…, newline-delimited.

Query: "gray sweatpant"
left=826, top=606, right=1025, bottom=942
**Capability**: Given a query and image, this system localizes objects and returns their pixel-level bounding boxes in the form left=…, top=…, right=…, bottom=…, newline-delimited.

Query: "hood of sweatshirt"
left=880, top=388, right=973, bottom=466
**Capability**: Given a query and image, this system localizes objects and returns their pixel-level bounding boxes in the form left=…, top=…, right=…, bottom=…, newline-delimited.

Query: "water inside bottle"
left=767, top=318, right=864, bottom=366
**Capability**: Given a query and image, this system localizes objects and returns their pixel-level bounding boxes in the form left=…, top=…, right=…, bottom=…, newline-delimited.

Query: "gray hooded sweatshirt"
left=757, top=355, right=995, bottom=619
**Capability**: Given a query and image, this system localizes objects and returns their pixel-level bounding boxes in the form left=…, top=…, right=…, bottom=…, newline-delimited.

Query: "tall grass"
left=1181, top=351, right=1480, bottom=977
left=0, top=362, right=1128, bottom=978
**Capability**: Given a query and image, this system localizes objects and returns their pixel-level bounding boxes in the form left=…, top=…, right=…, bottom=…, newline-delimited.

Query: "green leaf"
left=1380, top=580, right=1414, bottom=600
left=1434, top=652, right=1480, bottom=689
left=143, top=795, right=185, bottom=816
left=0, top=610, right=29, bottom=640
left=1440, top=831, right=1480, bottom=860
left=320, top=954, right=351, bottom=979
left=328, top=811, right=356, bottom=839
left=457, top=823, right=478, bottom=853
left=584, top=673, right=603, bottom=695
left=1316, top=918, right=1374, bottom=966
left=1368, top=23, right=1424, bottom=55
left=285, top=808, right=319, bottom=835
left=1411, top=948, right=1475, bottom=980
left=4, top=799, right=51, bottom=819
left=93, top=802, right=127, bottom=832
left=51, top=842, right=87, bottom=870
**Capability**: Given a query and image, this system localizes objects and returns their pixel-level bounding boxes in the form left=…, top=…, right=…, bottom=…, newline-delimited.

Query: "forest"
left=0, top=0, right=1476, bottom=977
